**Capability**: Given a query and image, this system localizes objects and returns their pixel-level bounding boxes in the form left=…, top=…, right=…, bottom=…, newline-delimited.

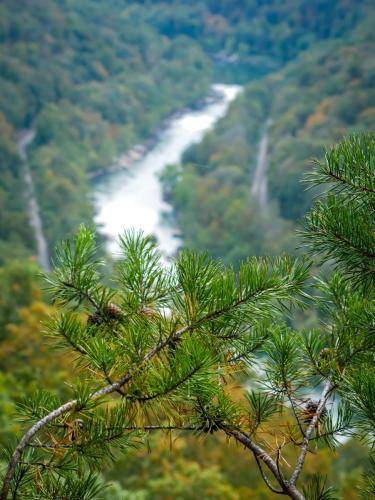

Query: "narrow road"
left=251, top=119, right=272, bottom=208
left=17, top=130, right=51, bottom=272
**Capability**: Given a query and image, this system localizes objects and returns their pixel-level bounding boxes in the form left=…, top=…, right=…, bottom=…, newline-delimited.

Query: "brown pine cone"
left=302, top=400, right=327, bottom=424
left=87, top=311, right=102, bottom=326
left=103, top=303, right=123, bottom=320
left=141, top=306, right=154, bottom=318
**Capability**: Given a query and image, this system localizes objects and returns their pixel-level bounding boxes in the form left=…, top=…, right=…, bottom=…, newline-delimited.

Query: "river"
left=92, top=84, right=242, bottom=258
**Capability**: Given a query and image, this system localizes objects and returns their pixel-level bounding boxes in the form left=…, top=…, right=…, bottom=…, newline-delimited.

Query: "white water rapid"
left=92, top=84, right=242, bottom=259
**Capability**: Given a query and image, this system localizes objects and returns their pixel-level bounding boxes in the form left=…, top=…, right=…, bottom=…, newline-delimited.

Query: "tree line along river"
left=92, top=84, right=242, bottom=259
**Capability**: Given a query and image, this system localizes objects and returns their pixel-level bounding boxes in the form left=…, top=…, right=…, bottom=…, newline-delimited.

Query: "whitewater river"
left=92, top=84, right=242, bottom=258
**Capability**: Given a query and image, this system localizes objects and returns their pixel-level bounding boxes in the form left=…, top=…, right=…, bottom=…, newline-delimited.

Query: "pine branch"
left=0, top=320, right=185, bottom=499
left=322, top=168, right=375, bottom=194
left=2, top=279, right=298, bottom=499
left=221, top=426, right=304, bottom=500
left=60, top=281, right=99, bottom=311
left=102, top=366, right=126, bottom=397
left=289, top=379, right=334, bottom=487
left=304, top=133, right=375, bottom=195
left=1, top=228, right=311, bottom=498
left=130, top=362, right=205, bottom=402
left=253, top=452, right=286, bottom=495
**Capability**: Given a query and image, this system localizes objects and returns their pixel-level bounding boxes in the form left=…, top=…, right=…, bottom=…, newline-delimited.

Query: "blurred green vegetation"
left=0, top=0, right=212, bottom=256
left=163, top=16, right=375, bottom=264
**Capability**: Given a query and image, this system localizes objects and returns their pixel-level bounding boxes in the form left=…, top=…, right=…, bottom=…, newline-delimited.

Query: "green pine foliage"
left=1, top=133, right=374, bottom=499
left=0, top=225, right=312, bottom=498
left=302, top=133, right=375, bottom=496
left=302, top=134, right=375, bottom=290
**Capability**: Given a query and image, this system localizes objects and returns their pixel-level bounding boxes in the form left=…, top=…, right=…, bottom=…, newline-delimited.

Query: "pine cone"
left=141, top=306, right=154, bottom=318
left=319, top=347, right=333, bottom=360
left=302, top=400, right=327, bottom=424
left=87, top=311, right=102, bottom=327
left=318, top=347, right=335, bottom=365
left=103, top=303, right=122, bottom=320
left=87, top=303, right=122, bottom=328
left=68, top=419, right=84, bottom=442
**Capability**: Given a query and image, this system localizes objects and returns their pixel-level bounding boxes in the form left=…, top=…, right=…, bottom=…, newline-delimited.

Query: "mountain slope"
left=0, top=0, right=372, bottom=262
left=163, top=18, right=375, bottom=263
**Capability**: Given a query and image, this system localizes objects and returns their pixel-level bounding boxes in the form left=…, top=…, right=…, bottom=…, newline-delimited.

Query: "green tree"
left=1, top=134, right=374, bottom=499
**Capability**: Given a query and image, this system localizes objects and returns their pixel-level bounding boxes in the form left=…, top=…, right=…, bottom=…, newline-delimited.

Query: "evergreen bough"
left=1, top=133, right=374, bottom=499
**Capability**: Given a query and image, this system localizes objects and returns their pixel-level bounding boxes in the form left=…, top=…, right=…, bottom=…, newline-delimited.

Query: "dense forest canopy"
left=0, top=1, right=374, bottom=498
left=0, top=0, right=373, bottom=258
left=164, top=32, right=375, bottom=262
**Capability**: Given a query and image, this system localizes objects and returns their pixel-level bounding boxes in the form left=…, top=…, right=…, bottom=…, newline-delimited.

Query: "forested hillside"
left=145, top=0, right=369, bottom=79
left=0, top=0, right=213, bottom=259
left=163, top=13, right=375, bottom=263
left=1, top=0, right=372, bottom=261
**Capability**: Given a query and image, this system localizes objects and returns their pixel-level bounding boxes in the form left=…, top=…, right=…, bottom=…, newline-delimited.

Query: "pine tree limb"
left=1, top=283, right=288, bottom=499
left=289, top=379, right=334, bottom=487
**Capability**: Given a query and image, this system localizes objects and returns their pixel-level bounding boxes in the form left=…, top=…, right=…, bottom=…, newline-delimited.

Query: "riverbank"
left=88, top=85, right=235, bottom=180
left=92, top=84, right=242, bottom=258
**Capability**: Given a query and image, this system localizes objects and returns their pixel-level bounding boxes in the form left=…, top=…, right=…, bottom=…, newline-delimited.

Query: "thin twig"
left=27, top=424, right=197, bottom=449
left=253, top=452, right=286, bottom=495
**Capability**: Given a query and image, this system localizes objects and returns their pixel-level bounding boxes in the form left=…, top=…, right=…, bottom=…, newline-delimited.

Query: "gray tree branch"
left=1, top=287, right=272, bottom=499
left=289, top=379, right=334, bottom=487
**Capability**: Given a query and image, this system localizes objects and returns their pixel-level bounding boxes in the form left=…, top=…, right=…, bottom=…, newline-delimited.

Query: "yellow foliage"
left=0, top=301, right=72, bottom=389
left=209, top=152, right=223, bottom=163
left=359, top=107, right=375, bottom=127
left=305, top=97, right=333, bottom=128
